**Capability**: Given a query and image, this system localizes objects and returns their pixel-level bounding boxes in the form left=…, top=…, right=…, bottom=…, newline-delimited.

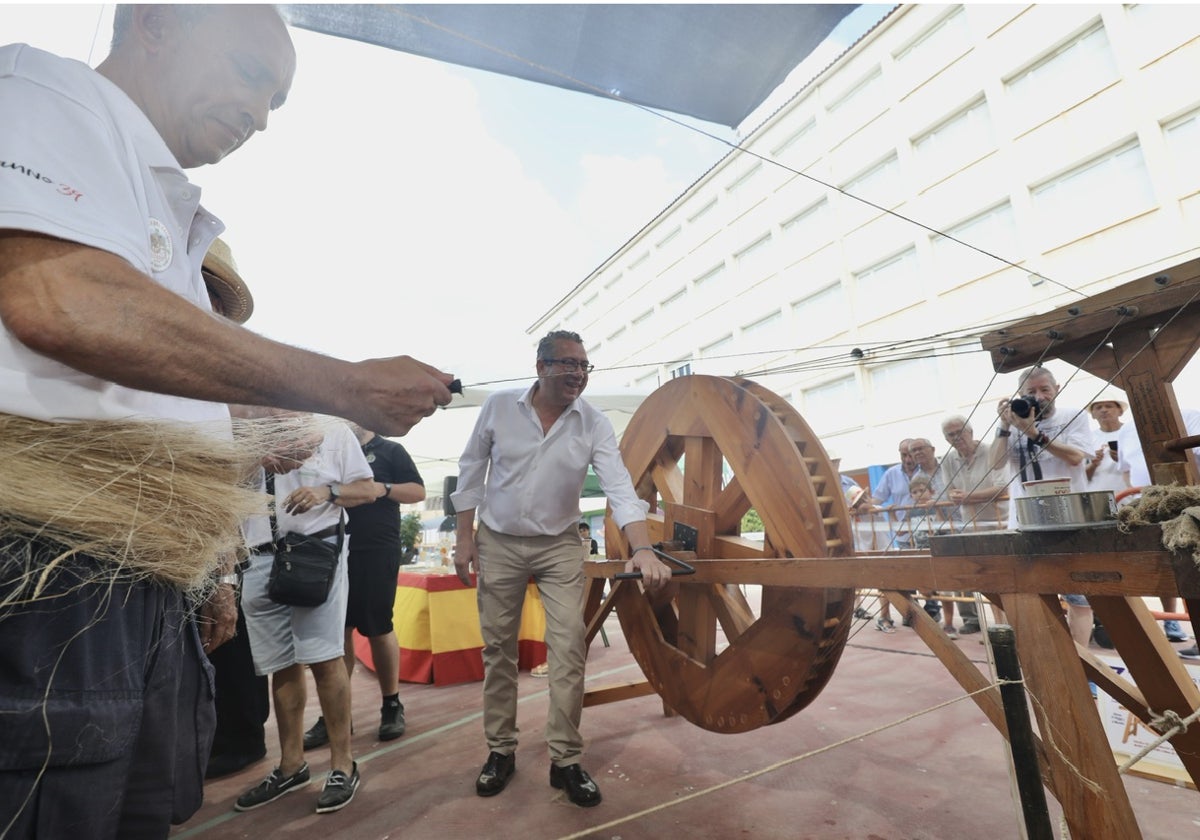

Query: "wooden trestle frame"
left=581, top=257, right=1200, bottom=838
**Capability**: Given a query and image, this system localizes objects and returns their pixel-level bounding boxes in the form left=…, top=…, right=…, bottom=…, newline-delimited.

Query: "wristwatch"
left=381, top=482, right=393, bottom=499
left=217, top=573, right=239, bottom=587
left=328, top=483, right=342, bottom=501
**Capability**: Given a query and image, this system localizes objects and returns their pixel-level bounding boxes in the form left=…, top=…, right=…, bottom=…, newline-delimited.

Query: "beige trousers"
left=476, top=522, right=586, bottom=766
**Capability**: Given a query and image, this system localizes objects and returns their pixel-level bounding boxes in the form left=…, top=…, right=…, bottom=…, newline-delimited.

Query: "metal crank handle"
left=614, top=545, right=696, bottom=579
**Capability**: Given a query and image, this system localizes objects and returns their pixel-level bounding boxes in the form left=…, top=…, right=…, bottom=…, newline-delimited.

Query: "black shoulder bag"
left=265, top=473, right=345, bottom=607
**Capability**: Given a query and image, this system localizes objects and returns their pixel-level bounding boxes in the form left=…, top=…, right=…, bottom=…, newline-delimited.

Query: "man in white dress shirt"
left=452, top=330, right=669, bottom=807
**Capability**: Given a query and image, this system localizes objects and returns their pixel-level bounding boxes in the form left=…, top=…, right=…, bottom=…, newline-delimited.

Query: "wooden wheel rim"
left=608, top=375, right=855, bottom=733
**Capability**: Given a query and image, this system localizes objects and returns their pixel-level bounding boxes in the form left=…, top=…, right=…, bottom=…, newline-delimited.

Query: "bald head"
left=100, top=5, right=295, bottom=168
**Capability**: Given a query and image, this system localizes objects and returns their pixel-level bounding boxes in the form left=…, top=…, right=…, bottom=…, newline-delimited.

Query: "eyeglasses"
left=542, top=358, right=595, bottom=373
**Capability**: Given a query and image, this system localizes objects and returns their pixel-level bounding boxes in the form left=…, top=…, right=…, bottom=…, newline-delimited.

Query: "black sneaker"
left=315, top=762, right=360, bottom=814
left=234, top=763, right=311, bottom=811
left=959, top=623, right=981, bottom=635
left=1180, top=645, right=1200, bottom=660
left=379, top=701, right=406, bottom=741
left=304, top=717, right=329, bottom=751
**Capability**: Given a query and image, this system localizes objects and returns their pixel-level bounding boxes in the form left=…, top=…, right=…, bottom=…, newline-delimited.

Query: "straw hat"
left=201, top=237, right=253, bottom=324
left=1088, top=390, right=1128, bottom=414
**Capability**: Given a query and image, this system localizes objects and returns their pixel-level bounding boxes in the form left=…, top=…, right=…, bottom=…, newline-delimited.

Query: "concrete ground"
left=174, top=598, right=1199, bottom=840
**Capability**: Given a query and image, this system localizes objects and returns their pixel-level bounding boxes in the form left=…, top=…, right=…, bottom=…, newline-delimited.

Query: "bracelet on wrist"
left=217, top=573, right=239, bottom=587
left=631, top=545, right=655, bottom=555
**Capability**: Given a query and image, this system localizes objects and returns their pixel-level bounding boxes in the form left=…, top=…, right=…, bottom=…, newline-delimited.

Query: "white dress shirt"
left=452, top=385, right=648, bottom=537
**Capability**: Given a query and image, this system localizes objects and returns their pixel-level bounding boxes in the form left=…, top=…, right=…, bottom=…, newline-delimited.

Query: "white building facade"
left=529, top=4, right=1200, bottom=472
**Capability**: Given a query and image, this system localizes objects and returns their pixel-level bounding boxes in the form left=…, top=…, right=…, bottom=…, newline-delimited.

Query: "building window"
left=742, top=309, right=782, bottom=336
left=826, top=66, right=884, bottom=129
left=1031, top=141, right=1153, bottom=245
left=632, top=309, right=654, bottom=327
left=670, top=362, right=693, bottom=379
left=635, top=370, right=659, bottom=389
left=656, top=226, right=681, bottom=248
left=694, top=262, right=726, bottom=289
left=792, top=283, right=849, bottom=338
left=629, top=251, right=650, bottom=270
left=801, top=376, right=860, bottom=434
left=782, top=198, right=831, bottom=250
left=842, top=153, right=902, bottom=209
left=603, top=272, right=623, bottom=291
left=701, top=333, right=733, bottom=357
left=726, top=161, right=762, bottom=195
left=688, top=197, right=718, bottom=224
left=1164, top=109, right=1200, bottom=195
left=771, top=117, right=817, bottom=159
left=1006, top=23, right=1118, bottom=125
left=894, top=6, right=968, bottom=69
left=583, top=292, right=599, bottom=308
left=734, top=233, right=773, bottom=275
left=870, top=358, right=938, bottom=412
left=913, top=97, right=993, bottom=179
left=931, top=202, right=1018, bottom=288
left=606, top=325, right=627, bottom=342
left=854, top=249, right=919, bottom=322
left=660, top=287, right=686, bottom=311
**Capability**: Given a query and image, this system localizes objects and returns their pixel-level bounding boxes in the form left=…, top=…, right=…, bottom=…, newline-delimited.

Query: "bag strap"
left=266, top=471, right=279, bottom=542
left=267, top=470, right=346, bottom=552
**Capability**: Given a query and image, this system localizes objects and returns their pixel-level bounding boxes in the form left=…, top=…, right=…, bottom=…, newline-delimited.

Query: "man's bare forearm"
left=0, top=234, right=452, bottom=434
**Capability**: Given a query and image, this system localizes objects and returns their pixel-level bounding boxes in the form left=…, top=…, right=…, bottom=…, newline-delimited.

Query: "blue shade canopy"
left=280, top=4, right=859, bottom=128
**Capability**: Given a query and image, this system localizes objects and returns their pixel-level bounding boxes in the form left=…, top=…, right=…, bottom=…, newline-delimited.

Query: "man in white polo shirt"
left=0, top=6, right=453, bottom=835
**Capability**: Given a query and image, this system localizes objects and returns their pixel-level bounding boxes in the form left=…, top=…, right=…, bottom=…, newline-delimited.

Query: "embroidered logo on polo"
left=366, top=454, right=377, bottom=463
left=148, top=218, right=173, bottom=272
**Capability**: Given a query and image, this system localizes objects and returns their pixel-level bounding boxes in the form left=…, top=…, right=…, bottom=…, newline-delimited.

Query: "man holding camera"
left=991, top=365, right=1092, bottom=527
left=992, top=366, right=1094, bottom=645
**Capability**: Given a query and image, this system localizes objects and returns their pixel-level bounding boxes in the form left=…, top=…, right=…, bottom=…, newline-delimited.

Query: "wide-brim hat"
left=202, top=237, right=254, bottom=324
left=1088, top=390, right=1128, bottom=413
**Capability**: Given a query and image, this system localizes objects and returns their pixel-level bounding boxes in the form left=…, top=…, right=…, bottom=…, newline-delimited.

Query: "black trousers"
left=0, top=543, right=214, bottom=839
left=207, top=604, right=269, bottom=757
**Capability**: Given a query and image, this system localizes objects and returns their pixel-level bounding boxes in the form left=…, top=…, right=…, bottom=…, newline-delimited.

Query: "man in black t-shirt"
left=304, top=425, right=425, bottom=748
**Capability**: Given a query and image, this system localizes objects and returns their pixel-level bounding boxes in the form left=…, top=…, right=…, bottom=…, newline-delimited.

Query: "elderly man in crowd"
left=453, top=330, right=670, bottom=808
left=940, top=415, right=1009, bottom=635
left=0, top=6, right=452, bottom=835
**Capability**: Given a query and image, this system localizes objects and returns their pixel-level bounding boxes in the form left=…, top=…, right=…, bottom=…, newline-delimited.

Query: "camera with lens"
left=1009, top=396, right=1043, bottom=419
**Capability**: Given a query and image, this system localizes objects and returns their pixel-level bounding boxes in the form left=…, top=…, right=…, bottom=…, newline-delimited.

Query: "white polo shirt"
left=273, top=422, right=374, bottom=538
left=0, top=43, right=226, bottom=426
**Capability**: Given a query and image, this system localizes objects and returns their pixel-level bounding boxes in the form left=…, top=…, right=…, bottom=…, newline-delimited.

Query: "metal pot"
left=1014, top=490, right=1117, bottom=531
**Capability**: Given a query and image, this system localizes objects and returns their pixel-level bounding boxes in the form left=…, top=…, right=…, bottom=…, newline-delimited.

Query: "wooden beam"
left=583, top=680, right=659, bottom=708
left=1089, top=595, right=1200, bottom=788
left=979, top=257, right=1200, bottom=372
left=1005, top=593, right=1143, bottom=838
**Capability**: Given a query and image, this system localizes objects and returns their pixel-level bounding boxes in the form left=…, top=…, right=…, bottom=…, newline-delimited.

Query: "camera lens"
left=1010, top=398, right=1033, bottom=418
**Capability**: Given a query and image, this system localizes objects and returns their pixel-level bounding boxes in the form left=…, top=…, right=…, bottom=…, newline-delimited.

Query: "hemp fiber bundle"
left=0, top=413, right=326, bottom=600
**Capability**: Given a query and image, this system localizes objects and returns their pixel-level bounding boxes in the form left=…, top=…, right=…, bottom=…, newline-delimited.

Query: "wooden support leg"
left=1089, top=595, right=1200, bottom=788
left=1005, top=593, right=1142, bottom=840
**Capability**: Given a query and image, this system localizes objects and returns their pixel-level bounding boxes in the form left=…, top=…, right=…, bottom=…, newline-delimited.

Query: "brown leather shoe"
left=550, top=763, right=602, bottom=807
left=475, top=751, right=515, bottom=796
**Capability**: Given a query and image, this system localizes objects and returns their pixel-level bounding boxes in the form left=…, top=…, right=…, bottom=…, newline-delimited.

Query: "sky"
left=0, top=2, right=882, bottom=482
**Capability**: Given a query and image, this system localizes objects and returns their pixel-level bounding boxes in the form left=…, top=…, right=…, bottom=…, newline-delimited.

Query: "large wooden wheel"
left=605, top=375, right=855, bottom=733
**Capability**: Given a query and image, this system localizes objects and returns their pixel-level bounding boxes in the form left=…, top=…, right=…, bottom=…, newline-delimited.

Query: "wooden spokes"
left=608, top=375, right=855, bottom=732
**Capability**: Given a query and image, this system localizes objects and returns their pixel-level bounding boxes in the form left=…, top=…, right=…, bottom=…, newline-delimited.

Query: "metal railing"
left=850, top=499, right=1008, bottom=552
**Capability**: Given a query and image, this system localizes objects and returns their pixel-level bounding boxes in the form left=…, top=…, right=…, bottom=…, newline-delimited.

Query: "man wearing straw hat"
left=0, top=6, right=453, bottom=835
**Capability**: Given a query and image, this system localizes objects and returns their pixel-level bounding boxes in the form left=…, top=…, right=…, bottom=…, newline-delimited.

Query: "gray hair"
left=1018, top=365, right=1057, bottom=389
left=537, top=330, right=584, bottom=360
left=941, top=414, right=972, bottom=435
